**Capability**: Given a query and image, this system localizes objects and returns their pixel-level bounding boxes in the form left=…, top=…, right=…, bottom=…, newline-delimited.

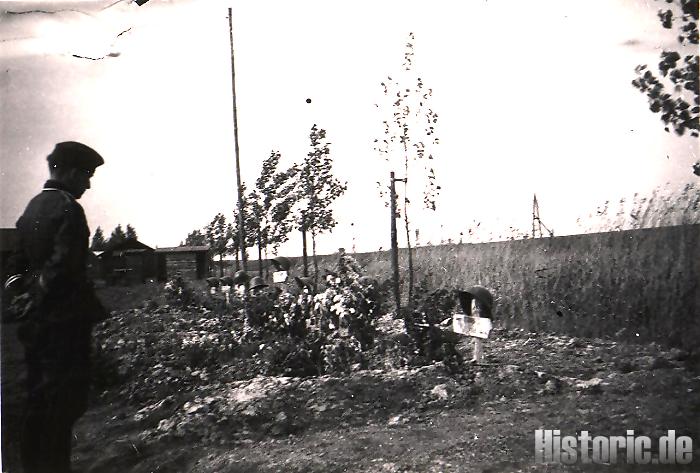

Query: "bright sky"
left=0, top=0, right=697, bottom=256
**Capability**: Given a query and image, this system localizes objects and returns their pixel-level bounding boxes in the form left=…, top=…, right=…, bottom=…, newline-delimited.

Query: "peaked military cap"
left=47, top=141, right=104, bottom=172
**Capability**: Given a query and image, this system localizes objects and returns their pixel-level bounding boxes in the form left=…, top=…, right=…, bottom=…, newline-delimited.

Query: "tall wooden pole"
left=390, top=172, right=400, bottom=316
left=228, top=7, right=247, bottom=271
left=301, top=99, right=312, bottom=278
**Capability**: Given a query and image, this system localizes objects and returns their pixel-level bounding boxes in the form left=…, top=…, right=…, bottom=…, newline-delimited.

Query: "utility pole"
left=301, top=98, right=313, bottom=277
left=389, top=172, right=404, bottom=316
left=228, top=8, right=247, bottom=270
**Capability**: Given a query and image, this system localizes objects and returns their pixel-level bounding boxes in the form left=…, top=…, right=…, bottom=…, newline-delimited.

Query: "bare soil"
left=3, top=312, right=700, bottom=473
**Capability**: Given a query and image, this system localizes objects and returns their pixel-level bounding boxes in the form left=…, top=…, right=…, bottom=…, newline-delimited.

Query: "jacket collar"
left=43, top=179, right=77, bottom=198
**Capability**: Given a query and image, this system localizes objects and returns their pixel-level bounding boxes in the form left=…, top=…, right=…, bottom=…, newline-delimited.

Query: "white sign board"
left=468, top=317, right=493, bottom=339
left=452, top=314, right=493, bottom=339
left=272, top=271, right=288, bottom=283
left=452, top=314, right=468, bottom=335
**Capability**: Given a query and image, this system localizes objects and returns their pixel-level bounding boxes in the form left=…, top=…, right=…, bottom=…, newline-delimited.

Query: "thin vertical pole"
left=302, top=100, right=312, bottom=278
left=229, top=8, right=247, bottom=271
left=390, top=172, right=400, bottom=316
left=301, top=216, right=309, bottom=277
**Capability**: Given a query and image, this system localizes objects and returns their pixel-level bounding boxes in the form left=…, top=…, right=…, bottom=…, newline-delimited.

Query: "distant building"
left=100, top=238, right=157, bottom=285
left=155, top=246, right=210, bottom=281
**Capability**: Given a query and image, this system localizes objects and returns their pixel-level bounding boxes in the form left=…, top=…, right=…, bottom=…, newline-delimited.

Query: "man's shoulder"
left=33, top=188, right=80, bottom=208
left=19, top=189, right=84, bottom=224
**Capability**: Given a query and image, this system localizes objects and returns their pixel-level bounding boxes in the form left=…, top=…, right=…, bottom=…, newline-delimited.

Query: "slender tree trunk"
left=264, top=247, right=269, bottom=278
left=311, top=230, right=319, bottom=291
left=403, top=194, right=414, bottom=308
left=301, top=220, right=309, bottom=277
left=402, top=148, right=414, bottom=308
left=218, top=252, right=224, bottom=277
left=235, top=250, right=240, bottom=272
left=257, top=234, right=263, bottom=277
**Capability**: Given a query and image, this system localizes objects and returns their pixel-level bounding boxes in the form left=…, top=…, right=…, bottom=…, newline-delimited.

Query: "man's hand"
left=3, top=275, right=34, bottom=322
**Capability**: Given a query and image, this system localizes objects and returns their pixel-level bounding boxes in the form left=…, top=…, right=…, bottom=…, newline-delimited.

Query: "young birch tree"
left=297, top=124, right=347, bottom=287
left=247, top=151, right=299, bottom=276
left=374, top=32, right=441, bottom=307
left=205, top=213, right=233, bottom=277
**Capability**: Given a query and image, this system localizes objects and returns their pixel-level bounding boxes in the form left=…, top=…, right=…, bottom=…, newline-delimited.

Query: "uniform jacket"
left=11, top=180, right=106, bottom=328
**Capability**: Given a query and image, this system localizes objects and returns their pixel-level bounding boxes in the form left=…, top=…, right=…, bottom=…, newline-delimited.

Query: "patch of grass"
left=93, top=182, right=699, bottom=352
left=356, top=224, right=699, bottom=350
left=96, top=280, right=214, bottom=313
left=97, top=281, right=166, bottom=313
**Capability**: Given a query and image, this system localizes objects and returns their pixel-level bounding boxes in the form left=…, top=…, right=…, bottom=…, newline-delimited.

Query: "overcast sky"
left=1, top=0, right=697, bottom=256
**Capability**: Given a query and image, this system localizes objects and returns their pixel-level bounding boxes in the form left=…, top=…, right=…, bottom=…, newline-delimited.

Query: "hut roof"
left=104, top=238, right=154, bottom=253
left=155, top=245, right=210, bottom=253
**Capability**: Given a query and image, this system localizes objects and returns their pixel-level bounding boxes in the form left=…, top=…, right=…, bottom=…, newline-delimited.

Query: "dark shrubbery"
left=163, top=275, right=200, bottom=308
left=95, top=255, right=467, bottom=403
left=402, top=281, right=463, bottom=372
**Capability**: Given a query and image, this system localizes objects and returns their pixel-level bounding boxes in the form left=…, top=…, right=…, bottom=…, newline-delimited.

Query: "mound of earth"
left=4, top=306, right=699, bottom=472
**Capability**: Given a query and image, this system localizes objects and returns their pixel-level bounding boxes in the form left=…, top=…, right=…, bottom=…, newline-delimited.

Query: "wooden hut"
left=155, top=246, right=210, bottom=281
left=101, top=239, right=157, bottom=285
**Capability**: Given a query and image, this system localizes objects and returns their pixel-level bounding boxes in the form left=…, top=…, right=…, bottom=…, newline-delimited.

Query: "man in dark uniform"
left=6, top=141, right=107, bottom=473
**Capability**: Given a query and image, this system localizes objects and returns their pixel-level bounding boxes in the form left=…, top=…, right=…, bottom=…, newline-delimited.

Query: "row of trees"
left=184, top=124, right=346, bottom=280
left=181, top=33, right=441, bottom=313
left=91, top=224, right=138, bottom=251
left=194, top=0, right=694, bottom=313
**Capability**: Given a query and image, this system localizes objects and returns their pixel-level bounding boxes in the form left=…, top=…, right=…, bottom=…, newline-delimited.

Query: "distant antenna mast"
left=532, top=194, right=554, bottom=238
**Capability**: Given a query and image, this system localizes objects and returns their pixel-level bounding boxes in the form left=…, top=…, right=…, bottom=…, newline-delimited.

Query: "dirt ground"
left=3, top=312, right=700, bottom=473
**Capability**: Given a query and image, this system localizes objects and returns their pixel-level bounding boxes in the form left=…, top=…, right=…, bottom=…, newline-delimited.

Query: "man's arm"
left=42, top=202, right=108, bottom=322
left=3, top=231, right=37, bottom=321
left=38, top=200, right=88, bottom=295
left=4, top=240, right=30, bottom=286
